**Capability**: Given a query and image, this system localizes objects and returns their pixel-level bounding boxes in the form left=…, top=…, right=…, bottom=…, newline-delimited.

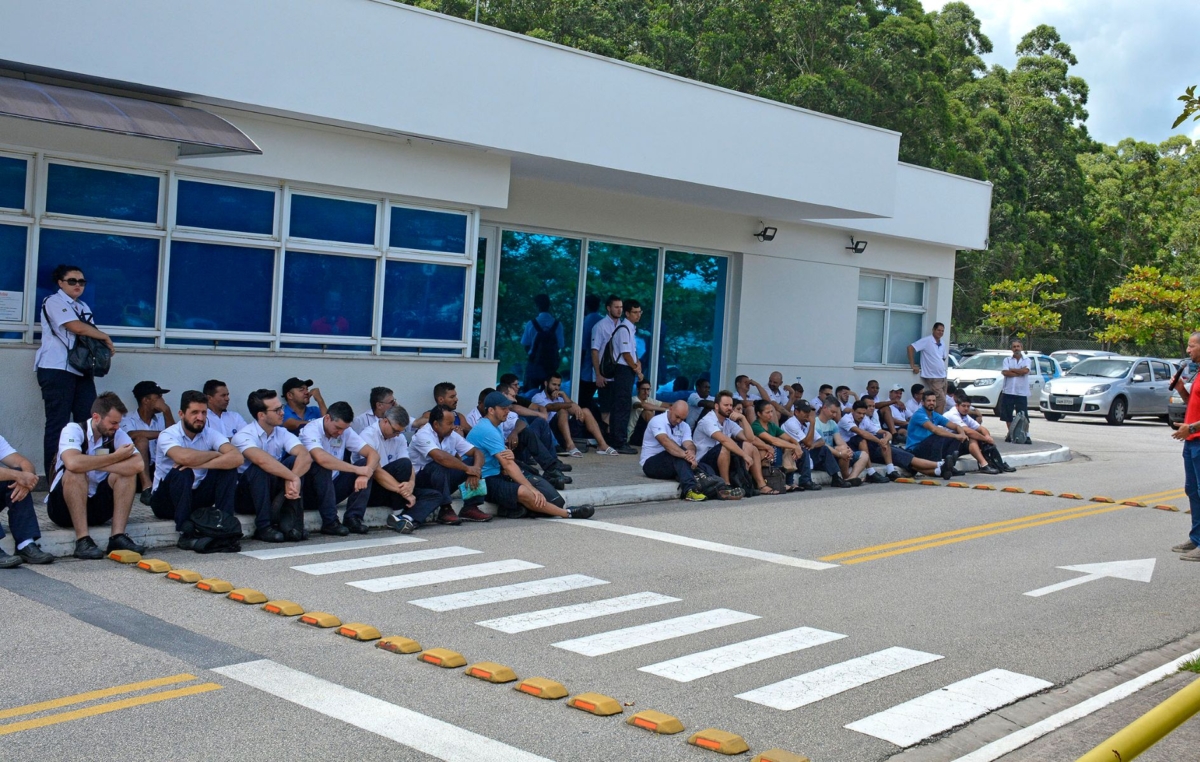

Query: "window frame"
left=386, top=201, right=471, bottom=260
left=854, top=272, right=928, bottom=367
left=172, top=175, right=280, bottom=241
left=42, top=158, right=165, bottom=229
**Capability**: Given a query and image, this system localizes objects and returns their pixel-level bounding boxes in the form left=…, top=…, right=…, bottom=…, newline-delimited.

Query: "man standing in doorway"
left=908, top=322, right=950, bottom=412
left=591, top=294, right=625, bottom=434
left=1171, top=331, right=1200, bottom=560
left=607, top=299, right=642, bottom=454
left=521, top=293, right=565, bottom=392
left=577, top=294, right=603, bottom=415
left=999, top=339, right=1032, bottom=443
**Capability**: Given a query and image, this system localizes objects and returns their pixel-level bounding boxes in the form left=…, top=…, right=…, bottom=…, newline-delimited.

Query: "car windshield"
left=1066, top=358, right=1133, bottom=378
left=957, top=354, right=1007, bottom=371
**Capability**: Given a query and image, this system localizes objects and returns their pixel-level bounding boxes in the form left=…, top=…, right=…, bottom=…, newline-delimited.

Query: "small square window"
left=289, top=194, right=376, bottom=245
left=858, top=274, right=887, bottom=303
left=168, top=241, right=274, bottom=332
left=382, top=260, right=466, bottom=341
left=389, top=206, right=468, bottom=254
left=46, top=164, right=159, bottom=223
left=281, top=251, right=376, bottom=337
left=37, top=229, right=159, bottom=327
left=177, top=180, right=275, bottom=235
left=0, top=156, right=27, bottom=211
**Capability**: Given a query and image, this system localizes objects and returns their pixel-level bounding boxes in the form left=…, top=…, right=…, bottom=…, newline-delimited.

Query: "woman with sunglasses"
left=34, top=265, right=115, bottom=479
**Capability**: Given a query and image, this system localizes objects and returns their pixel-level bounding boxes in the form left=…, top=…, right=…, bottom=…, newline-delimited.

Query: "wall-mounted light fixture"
left=754, top=222, right=778, bottom=242
left=846, top=237, right=868, bottom=254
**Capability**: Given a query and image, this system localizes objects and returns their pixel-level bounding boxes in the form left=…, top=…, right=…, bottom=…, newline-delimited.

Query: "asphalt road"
left=1, top=414, right=1195, bottom=762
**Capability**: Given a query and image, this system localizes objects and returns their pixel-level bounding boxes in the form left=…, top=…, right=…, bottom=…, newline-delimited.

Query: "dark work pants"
left=517, top=426, right=559, bottom=473
left=809, top=446, right=841, bottom=477
left=416, top=461, right=482, bottom=508
left=37, top=367, right=96, bottom=479
left=367, top=459, right=443, bottom=524
left=608, top=365, right=636, bottom=448
left=578, top=380, right=598, bottom=416
left=641, top=451, right=698, bottom=492
left=234, top=455, right=300, bottom=530
left=304, top=463, right=369, bottom=526
left=0, top=482, right=41, bottom=544
left=520, top=415, right=558, bottom=456
left=867, top=440, right=914, bottom=470
left=908, top=435, right=959, bottom=464
left=151, top=468, right=237, bottom=531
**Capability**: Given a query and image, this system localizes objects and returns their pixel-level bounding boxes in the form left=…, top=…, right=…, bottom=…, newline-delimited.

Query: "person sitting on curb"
left=750, top=400, right=804, bottom=491
left=835, top=385, right=858, bottom=413
left=465, top=392, right=594, bottom=520
left=693, top=391, right=778, bottom=496
left=0, top=430, right=53, bottom=566
left=640, top=400, right=709, bottom=502
left=810, top=384, right=834, bottom=411
left=358, top=406, right=443, bottom=535
left=878, top=384, right=911, bottom=443
left=902, top=390, right=968, bottom=479
left=779, top=400, right=820, bottom=491
left=629, top=380, right=670, bottom=450
left=411, top=382, right=471, bottom=436
left=945, top=394, right=1014, bottom=474
left=532, top=372, right=615, bottom=457
left=686, top=377, right=716, bottom=429
left=351, top=386, right=394, bottom=434
left=281, top=377, right=327, bottom=434
left=231, top=389, right=312, bottom=543
left=409, top=405, right=491, bottom=525
left=498, top=381, right=574, bottom=487
left=203, top=379, right=249, bottom=440
left=810, top=397, right=869, bottom=487
left=120, top=380, right=174, bottom=507
left=840, top=398, right=941, bottom=481
left=299, top=402, right=380, bottom=536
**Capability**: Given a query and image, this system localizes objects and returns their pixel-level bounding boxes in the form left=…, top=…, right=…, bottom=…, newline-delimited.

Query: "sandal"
left=566, top=448, right=583, bottom=458
left=758, top=485, right=781, bottom=495
left=596, top=447, right=619, bottom=456
left=784, top=484, right=800, bottom=493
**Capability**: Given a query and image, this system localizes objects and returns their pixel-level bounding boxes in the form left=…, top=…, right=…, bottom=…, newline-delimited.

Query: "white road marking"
left=409, top=575, right=609, bottom=612
left=477, top=592, right=681, bottom=634
left=638, top=626, right=847, bottom=682
left=846, top=669, right=1053, bottom=747
left=736, top=647, right=943, bottom=710
left=240, top=535, right=425, bottom=559
left=292, top=546, right=481, bottom=576
left=1023, top=558, right=1156, bottom=598
left=213, top=659, right=553, bottom=761
left=552, top=609, right=760, bottom=656
left=547, top=518, right=837, bottom=570
left=348, top=560, right=543, bottom=592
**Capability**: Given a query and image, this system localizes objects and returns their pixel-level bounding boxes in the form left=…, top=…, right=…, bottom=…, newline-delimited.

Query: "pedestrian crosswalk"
left=250, top=534, right=1051, bottom=748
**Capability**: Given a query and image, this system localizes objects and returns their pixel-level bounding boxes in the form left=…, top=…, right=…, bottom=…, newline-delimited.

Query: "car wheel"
left=1161, top=414, right=1173, bottom=424
left=1043, top=412, right=1064, bottom=422
left=1106, top=397, right=1127, bottom=426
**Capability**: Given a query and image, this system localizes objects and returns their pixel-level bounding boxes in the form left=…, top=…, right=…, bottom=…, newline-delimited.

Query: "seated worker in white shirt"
left=408, top=405, right=491, bottom=526
left=747, top=371, right=793, bottom=420
left=411, top=382, right=471, bottom=435
left=49, top=392, right=145, bottom=559
left=693, top=391, right=778, bottom=496
left=357, top=406, right=442, bottom=534
left=203, top=379, right=249, bottom=440
left=231, top=389, right=312, bottom=543
left=351, top=386, right=394, bottom=434
left=810, top=384, right=834, bottom=411
left=531, top=372, right=615, bottom=458
left=300, top=401, right=380, bottom=536
left=498, top=381, right=577, bottom=485
left=878, top=384, right=911, bottom=442
left=0, top=430, right=52, bottom=567
left=121, top=380, right=174, bottom=506
left=686, top=378, right=716, bottom=430
left=946, top=393, right=1014, bottom=475
left=860, top=379, right=881, bottom=404
left=150, top=390, right=244, bottom=532
left=840, top=398, right=940, bottom=481
left=835, top=385, right=858, bottom=412
left=779, top=400, right=820, bottom=491
left=905, top=383, right=925, bottom=417
left=810, top=397, right=870, bottom=488
left=630, top=380, right=670, bottom=447
left=640, top=401, right=709, bottom=502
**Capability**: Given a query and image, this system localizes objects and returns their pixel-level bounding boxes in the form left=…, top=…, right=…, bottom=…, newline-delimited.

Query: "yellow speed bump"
left=974, top=485, right=997, bottom=491
left=688, top=728, right=750, bottom=755
left=1155, top=504, right=1181, bottom=512
left=1060, top=492, right=1084, bottom=500
left=466, top=662, right=518, bottom=684
left=895, top=477, right=916, bottom=484
left=515, top=677, right=567, bottom=699
left=337, top=623, right=382, bottom=642
left=568, top=693, right=623, bottom=716
left=196, top=578, right=233, bottom=594
left=136, top=559, right=171, bottom=573
left=1030, top=490, right=1056, bottom=496
left=1002, top=487, right=1025, bottom=493
left=228, top=588, right=268, bottom=604
left=751, top=750, right=811, bottom=762
left=919, top=480, right=940, bottom=486
left=627, top=709, right=684, bottom=735
left=166, top=569, right=201, bottom=583
left=376, top=636, right=422, bottom=654
left=418, top=648, right=466, bottom=668
left=107, top=550, right=141, bottom=564
left=1122, top=501, right=1148, bottom=507
left=299, top=612, right=341, bottom=628
left=947, top=482, right=969, bottom=488
left=1091, top=496, right=1115, bottom=503
left=263, top=600, right=304, bottom=617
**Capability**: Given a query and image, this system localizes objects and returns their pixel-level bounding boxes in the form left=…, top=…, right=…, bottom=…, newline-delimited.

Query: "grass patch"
left=1178, top=657, right=1200, bottom=674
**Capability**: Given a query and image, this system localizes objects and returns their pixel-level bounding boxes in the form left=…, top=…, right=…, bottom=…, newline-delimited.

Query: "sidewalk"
left=5, top=439, right=1071, bottom=558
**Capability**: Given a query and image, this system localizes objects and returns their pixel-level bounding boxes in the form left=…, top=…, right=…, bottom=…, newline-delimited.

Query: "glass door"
left=584, top=240, right=660, bottom=386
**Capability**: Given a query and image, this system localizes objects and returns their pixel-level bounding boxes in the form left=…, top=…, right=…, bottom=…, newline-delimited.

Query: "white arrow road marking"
left=1023, top=558, right=1156, bottom=598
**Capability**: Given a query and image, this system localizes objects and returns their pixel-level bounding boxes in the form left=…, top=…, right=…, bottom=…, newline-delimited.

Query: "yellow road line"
left=0, top=673, right=198, bottom=721
left=0, top=683, right=222, bottom=736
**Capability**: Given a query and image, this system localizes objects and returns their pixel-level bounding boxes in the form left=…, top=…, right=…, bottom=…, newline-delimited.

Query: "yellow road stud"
left=918, top=480, right=939, bottom=486
left=688, top=728, right=750, bottom=755
left=947, top=482, right=969, bottom=488
left=107, top=550, right=141, bottom=564
left=299, top=612, right=341, bottom=628
left=568, top=693, right=623, bottom=716
left=166, top=569, right=201, bottom=583
left=1030, top=490, right=1055, bottom=496
left=418, top=648, right=466, bottom=668
left=228, top=588, right=267, bottom=604
left=1001, top=487, right=1025, bottom=493
left=1090, top=496, right=1115, bottom=503
left=466, top=662, right=518, bottom=684
left=137, top=559, right=171, bottom=573
left=196, top=578, right=233, bottom=593
left=1122, top=501, right=1148, bottom=507
left=1154, top=504, right=1180, bottom=512
left=376, top=636, right=422, bottom=654
left=894, top=477, right=916, bottom=484
left=627, top=710, right=684, bottom=735
left=974, top=485, right=997, bottom=490
left=751, top=750, right=811, bottom=762
left=1059, top=492, right=1084, bottom=499
left=337, top=623, right=382, bottom=641
left=514, top=677, right=567, bottom=699
left=263, top=600, right=305, bottom=617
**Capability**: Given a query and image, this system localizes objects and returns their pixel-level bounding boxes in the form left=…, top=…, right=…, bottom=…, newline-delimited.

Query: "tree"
left=1173, top=85, right=1200, bottom=129
left=1089, top=266, right=1200, bottom=351
left=979, top=273, right=1067, bottom=349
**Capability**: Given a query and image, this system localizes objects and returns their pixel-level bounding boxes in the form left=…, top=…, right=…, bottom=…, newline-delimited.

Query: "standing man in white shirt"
left=231, top=389, right=312, bottom=543
left=352, top=386, right=394, bottom=433
left=408, top=405, right=491, bottom=526
left=121, top=380, right=174, bottom=506
left=640, top=401, right=706, bottom=501
left=608, top=299, right=642, bottom=454
left=999, top=339, right=1032, bottom=442
left=49, top=392, right=145, bottom=558
left=203, top=379, right=249, bottom=440
left=591, top=294, right=625, bottom=434
left=908, top=322, right=950, bottom=412
left=300, top=401, right=380, bottom=536
left=358, top=406, right=442, bottom=533
left=150, top=390, right=243, bottom=532
left=0, top=430, right=53, bottom=567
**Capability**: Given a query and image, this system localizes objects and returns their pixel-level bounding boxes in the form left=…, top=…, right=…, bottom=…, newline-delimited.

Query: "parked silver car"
left=1048, top=349, right=1117, bottom=373
left=1039, top=356, right=1176, bottom=425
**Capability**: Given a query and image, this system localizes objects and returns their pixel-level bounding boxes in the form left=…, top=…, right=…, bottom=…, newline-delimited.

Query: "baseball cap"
left=132, top=381, right=170, bottom=401
left=793, top=399, right=813, bottom=413
left=283, top=377, right=314, bottom=395
left=890, top=383, right=905, bottom=391
left=483, top=391, right=513, bottom=409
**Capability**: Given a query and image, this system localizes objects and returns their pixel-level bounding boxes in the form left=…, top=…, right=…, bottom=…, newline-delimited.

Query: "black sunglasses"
left=61, top=278, right=87, bottom=286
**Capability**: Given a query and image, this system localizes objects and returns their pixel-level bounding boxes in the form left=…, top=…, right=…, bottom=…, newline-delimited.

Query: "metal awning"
left=0, top=76, right=261, bottom=156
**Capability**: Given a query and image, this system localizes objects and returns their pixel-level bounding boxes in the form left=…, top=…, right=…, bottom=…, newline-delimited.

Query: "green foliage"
left=980, top=274, right=1066, bottom=348
left=1174, top=85, right=1199, bottom=129
left=1089, top=266, right=1200, bottom=349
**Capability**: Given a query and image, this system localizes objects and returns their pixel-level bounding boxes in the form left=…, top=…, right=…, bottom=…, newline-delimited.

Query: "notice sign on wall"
left=0, top=291, right=23, bottom=322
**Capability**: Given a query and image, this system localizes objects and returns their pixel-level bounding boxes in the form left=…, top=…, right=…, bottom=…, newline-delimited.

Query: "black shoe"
left=1004, top=433, right=1011, bottom=443
left=320, top=522, right=350, bottom=537
left=941, top=458, right=956, bottom=479
left=139, top=488, right=153, bottom=507
left=73, top=536, right=105, bottom=560
left=16, top=542, right=53, bottom=565
left=106, top=533, right=147, bottom=554
left=497, top=505, right=528, bottom=519
left=849, top=477, right=864, bottom=487
left=866, top=472, right=890, bottom=484
left=567, top=504, right=595, bottom=519
left=556, top=462, right=573, bottom=472
left=544, top=471, right=567, bottom=490
left=799, top=481, right=821, bottom=491
left=831, top=474, right=852, bottom=488
left=386, top=513, right=415, bottom=534
left=615, top=446, right=638, bottom=455
left=1000, top=463, right=1016, bottom=473
left=343, top=516, right=369, bottom=535
left=886, top=471, right=899, bottom=482
left=0, top=548, right=23, bottom=568
left=979, top=465, right=1001, bottom=475
left=254, top=526, right=287, bottom=543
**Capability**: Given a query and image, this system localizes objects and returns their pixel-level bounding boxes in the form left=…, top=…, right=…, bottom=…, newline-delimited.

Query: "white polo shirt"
left=1002, top=355, right=1032, bottom=397
left=351, top=411, right=378, bottom=434
left=686, top=393, right=714, bottom=429
left=300, top=419, right=368, bottom=480
left=610, top=318, right=637, bottom=367
left=0, top=434, right=15, bottom=463
left=51, top=421, right=137, bottom=494
left=591, top=316, right=619, bottom=379
left=409, top=422, right=473, bottom=471
left=886, top=401, right=910, bottom=423
left=639, top=413, right=692, bottom=465
left=205, top=409, right=249, bottom=440
left=465, top=407, right=518, bottom=438
left=155, top=422, right=230, bottom=490
left=357, top=421, right=408, bottom=466
left=530, top=391, right=558, bottom=421
left=906, top=398, right=922, bottom=416
left=945, top=408, right=981, bottom=431
left=692, top=411, right=742, bottom=459
left=35, top=289, right=91, bottom=375
left=231, top=422, right=302, bottom=474
left=120, top=411, right=165, bottom=462
left=910, top=334, right=949, bottom=378
left=752, top=386, right=790, bottom=406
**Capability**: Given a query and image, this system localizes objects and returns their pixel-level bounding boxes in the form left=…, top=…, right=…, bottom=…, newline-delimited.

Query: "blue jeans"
left=0, top=483, right=41, bottom=544
left=1186, top=440, right=1200, bottom=545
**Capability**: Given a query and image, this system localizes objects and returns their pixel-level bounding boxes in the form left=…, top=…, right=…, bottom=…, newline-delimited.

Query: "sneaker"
left=716, top=486, right=744, bottom=500
left=253, top=526, right=287, bottom=543
left=320, top=522, right=350, bottom=537
left=106, top=533, right=147, bottom=554
left=886, top=471, right=899, bottom=482
left=566, top=504, right=595, bottom=519
left=343, top=516, right=369, bottom=535
left=615, top=446, right=638, bottom=455
left=799, top=481, right=821, bottom=491
left=866, top=472, right=890, bottom=484
left=596, top=447, right=619, bottom=456
left=458, top=505, right=493, bottom=522
left=73, top=536, right=105, bottom=560
left=0, top=548, right=23, bottom=568
left=1182, top=547, right=1200, bottom=562
left=566, top=448, right=583, bottom=458
left=436, top=506, right=462, bottom=525
left=1173, top=541, right=1198, bottom=553
left=683, top=490, right=707, bottom=502
left=386, top=513, right=415, bottom=534
left=16, top=543, right=53, bottom=565
left=979, top=465, right=1001, bottom=475
left=139, top=488, right=153, bottom=507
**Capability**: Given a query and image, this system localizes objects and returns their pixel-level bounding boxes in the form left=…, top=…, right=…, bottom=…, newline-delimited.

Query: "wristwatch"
left=1190, top=422, right=1199, bottom=434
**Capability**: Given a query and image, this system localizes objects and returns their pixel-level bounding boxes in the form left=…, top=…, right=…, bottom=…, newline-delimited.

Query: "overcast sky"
left=956, top=0, right=1200, bottom=146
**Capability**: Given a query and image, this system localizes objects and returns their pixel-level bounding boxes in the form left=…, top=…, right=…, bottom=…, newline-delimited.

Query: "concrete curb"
left=3, top=444, right=1073, bottom=559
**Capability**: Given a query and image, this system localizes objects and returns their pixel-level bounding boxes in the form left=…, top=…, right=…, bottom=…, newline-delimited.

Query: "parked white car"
left=947, top=351, right=1061, bottom=410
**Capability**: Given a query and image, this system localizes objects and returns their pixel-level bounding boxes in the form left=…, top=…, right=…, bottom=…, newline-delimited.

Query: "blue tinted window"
left=281, top=342, right=373, bottom=352
left=658, top=252, right=727, bottom=391
left=46, top=164, right=159, bottom=223
left=0, top=224, right=27, bottom=294
left=168, top=242, right=273, bottom=332
left=289, top=195, right=376, bottom=245
left=167, top=338, right=271, bottom=349
left=281, top=251, right=375, bottom=337
left=176, top=180, right=275, bottom=235
left=0, top=157, right=27, bottom=210
left=382, top=261, right=466, bottom=341
left=37, top=229, right=159, bottom=327
left=390, top=207, right=468, bottom=254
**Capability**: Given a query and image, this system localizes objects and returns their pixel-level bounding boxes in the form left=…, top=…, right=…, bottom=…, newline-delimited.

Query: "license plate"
left=1054, top=396, right=1073, bottom=405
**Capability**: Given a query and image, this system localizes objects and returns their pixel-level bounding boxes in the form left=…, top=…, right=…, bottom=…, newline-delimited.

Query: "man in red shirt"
left=1171, top=331, right=1200, bottom=560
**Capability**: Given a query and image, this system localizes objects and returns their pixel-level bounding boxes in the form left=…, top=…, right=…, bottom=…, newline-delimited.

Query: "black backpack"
left=527, top=319, right=560, bottom=374
left=271, top=492, right=305, bottom=543
left=598, top=324, right=631, bottom=379
left=178, top=504, right=243, bottom=554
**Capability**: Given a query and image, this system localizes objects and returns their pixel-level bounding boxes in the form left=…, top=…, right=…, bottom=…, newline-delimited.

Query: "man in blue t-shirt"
left=904, top=390, right=968, bottom=478
left=281, top=377, right=327, bottom=434
left=466, top=392, right=594, bottom=520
